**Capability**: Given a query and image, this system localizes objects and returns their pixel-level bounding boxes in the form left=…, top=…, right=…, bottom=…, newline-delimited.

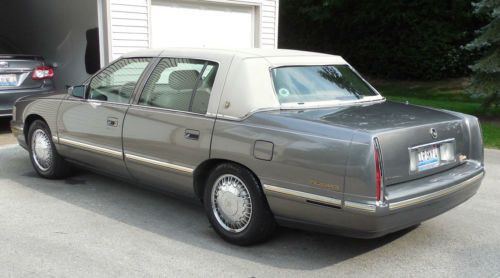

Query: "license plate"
left=416, top=145, right=440, bottom=171
left=0, top=74, right=17, bottom=86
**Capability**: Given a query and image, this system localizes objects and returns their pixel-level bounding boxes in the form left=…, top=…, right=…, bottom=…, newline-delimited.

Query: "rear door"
left=123, top=57, right=219, bottom=196
left=56, top=58, right=152, bottom=177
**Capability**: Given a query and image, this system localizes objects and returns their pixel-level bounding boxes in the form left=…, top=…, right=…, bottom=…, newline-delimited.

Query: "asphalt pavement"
left=0, top=141, right=499, bottom=277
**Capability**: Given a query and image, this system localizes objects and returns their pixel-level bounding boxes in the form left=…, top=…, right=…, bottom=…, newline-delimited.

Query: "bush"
left=279, top=0, right=483, bottom=80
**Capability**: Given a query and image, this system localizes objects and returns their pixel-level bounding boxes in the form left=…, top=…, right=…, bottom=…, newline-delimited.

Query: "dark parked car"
left=10, top=48, right=485, bottom=245
left=0, top=39, right=55, bottom=117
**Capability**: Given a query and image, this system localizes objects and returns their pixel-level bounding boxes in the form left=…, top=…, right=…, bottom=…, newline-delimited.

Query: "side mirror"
left=68, top=85, right=86, bottom=99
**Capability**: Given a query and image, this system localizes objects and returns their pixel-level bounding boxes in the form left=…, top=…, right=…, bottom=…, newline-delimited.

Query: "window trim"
left=134, top=57, right=220, bottom=115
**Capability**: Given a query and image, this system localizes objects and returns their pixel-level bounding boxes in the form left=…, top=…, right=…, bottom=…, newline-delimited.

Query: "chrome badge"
left=430, top=128, right=438, bottom=139
left=0, top=61, right=8, bottom=68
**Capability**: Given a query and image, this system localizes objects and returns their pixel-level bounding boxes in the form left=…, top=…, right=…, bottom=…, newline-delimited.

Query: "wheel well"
left=23, top=114, right=46, bottom=143
left=193, top=159, right=262, bottom=202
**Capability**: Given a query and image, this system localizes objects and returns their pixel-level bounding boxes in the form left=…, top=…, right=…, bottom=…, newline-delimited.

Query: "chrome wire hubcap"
left=211, top=174, right=252, bottom=233
left=31, top=129, right=53, bottom=171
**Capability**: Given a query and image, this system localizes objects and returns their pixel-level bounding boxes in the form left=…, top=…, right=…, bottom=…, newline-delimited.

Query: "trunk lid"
left=0, top=55, right=44, bottom=90
left=277, top=101, right=468, bottom=185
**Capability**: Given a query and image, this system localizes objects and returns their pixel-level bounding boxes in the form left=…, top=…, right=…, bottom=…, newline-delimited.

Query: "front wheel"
left=28, top=120, right=71, bottom=179
left=204, top=163, right=276, bottom=246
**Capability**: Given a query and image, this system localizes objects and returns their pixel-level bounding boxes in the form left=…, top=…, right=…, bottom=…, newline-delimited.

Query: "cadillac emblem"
left=430, top=128, right=438, bottom=139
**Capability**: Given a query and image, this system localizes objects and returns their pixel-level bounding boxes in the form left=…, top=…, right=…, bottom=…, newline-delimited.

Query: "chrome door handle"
left=107, top=117, right=118, bottom=127
left=184, top=129, right=200, bottom=140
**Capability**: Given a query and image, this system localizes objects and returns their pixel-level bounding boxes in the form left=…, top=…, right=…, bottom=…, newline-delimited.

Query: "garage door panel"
left=151, top=1, right=255, bottom=48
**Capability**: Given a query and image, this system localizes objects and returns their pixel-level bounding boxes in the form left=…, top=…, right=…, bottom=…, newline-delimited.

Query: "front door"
left=56, top=58, right=152, bottom=177
left=123, top=58, right=219, bottom=196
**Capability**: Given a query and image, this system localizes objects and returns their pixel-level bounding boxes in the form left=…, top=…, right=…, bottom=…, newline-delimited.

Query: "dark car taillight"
left=374, top=138, right=384, bottom=202
left=32, top=66, right=54, bottom=80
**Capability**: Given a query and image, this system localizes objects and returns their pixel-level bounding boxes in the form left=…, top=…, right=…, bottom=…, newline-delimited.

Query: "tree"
left=466, top=0, right=500, bottom=108
left=279, top=0, right=481, bottom=80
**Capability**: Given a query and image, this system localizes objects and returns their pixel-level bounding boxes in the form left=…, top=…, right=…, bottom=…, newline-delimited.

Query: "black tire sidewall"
left=204, top=163, right=275, bottom=245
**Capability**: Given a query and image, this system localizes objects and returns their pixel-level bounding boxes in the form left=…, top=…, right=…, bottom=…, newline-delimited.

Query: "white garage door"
left=151, top=1, right=255, bottom=48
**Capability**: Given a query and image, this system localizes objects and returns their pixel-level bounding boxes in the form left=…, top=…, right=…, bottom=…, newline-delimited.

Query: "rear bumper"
left=265, top=161, right=485, bottom=238
left=0, top=86, right=54, bottom=116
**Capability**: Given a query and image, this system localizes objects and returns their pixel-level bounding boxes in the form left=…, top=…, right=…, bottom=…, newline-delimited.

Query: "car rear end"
left=0, top=54, right=55, bottom=117
left=340, top=104, right=485, bottom=237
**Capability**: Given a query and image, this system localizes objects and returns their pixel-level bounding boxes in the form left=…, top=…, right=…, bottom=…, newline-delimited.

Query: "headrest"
left=169, top=70, right=199, bottom=90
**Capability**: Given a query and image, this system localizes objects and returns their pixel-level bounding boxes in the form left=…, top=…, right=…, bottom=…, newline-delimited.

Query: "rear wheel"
left=28, top=120, right=71, bottom=179
left=204, top=163, right=276, bottom=245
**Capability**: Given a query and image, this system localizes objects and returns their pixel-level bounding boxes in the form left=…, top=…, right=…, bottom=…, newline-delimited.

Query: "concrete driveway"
left=0, top=125, right=499, bottom=276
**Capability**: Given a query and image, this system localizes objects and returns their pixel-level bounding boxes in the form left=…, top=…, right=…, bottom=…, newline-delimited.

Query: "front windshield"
left=271, top=65, right=379, bottom=105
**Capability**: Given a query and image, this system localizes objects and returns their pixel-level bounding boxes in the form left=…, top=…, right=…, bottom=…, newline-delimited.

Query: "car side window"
left=139, top=58, right=218, bottom=114
left=88, top=58, right=151, bottom=103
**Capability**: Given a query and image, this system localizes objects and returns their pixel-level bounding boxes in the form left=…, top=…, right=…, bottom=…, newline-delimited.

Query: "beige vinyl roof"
left=122, top=47, right=340, bottom=60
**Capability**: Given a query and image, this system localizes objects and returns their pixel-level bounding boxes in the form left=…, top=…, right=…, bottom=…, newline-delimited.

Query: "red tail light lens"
left=32, top=66, right=54, bottom=80
left=374, top=138, right=382, bottom=202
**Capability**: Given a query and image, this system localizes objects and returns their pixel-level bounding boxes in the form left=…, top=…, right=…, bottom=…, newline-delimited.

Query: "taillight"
left=32, top=66, right=54, bottom=80
left=374, top=138, right=383, bottom=202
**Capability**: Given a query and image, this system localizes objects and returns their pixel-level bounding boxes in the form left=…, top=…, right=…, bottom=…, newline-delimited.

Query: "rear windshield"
left=271, top=65, right=378, bottom=105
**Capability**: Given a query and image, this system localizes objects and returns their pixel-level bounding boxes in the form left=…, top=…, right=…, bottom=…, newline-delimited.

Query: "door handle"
left=107, top=117, right=118, bottom=127
left=184, top=129, right=200, bottom=140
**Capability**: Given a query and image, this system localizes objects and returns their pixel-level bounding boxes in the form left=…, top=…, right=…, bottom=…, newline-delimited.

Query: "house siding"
left=106, top=0, right=278, bottom=61
left=108, top=0, right=150, bottom=60
left=261, top=0, right=278, bottom=48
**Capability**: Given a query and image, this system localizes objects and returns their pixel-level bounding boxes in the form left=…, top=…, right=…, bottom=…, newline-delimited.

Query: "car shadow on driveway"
left=2, top=146, right=415, bottom=271
left=0, top=117, right=10, bottom=133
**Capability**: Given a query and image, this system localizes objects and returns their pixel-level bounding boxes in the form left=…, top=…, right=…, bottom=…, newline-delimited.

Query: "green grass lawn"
left=373, top=79, right=500, bottom=149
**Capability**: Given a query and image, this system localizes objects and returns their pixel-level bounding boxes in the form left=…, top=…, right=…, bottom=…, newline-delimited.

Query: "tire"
left=27, top=120, right=72, bottom=179
left=204, top=163, right=276, bottom=246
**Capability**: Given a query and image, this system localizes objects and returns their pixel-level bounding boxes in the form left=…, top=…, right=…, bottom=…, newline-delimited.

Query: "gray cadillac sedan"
left=10, top=48, right=485, bottom=245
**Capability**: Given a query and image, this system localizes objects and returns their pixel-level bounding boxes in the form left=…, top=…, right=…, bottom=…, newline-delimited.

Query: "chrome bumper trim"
left=59, top=137, right=123, bottom=159
left=125, top=153, right=193, bottom=174
left=263, top=184, right=342, bottom=207
left=344, top=201, right=376, bottom=213
left=388, top=172, right=484, bottom=211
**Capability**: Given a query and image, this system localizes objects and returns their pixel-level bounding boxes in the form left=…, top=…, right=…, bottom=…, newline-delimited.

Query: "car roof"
left=121, top=47, right=340, bottom=60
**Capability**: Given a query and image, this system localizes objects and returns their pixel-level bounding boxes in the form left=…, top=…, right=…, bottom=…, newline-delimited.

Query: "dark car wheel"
left=28, top=120, right=71, bottom=179
left=204, top=163, right=276, bottom=246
